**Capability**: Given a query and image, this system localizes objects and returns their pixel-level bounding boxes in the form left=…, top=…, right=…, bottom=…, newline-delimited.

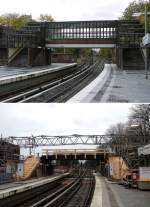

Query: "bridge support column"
left=6, top=48, right=51, bottom=67
left=116, top=48, right=119, bottom=66
left=118, top=47, right=123, bottom=70
left=28, top=48, right=51, bottom=67
left=0, top=48, right=8, bottom=65
left=47, top=49, right=52, bottom=65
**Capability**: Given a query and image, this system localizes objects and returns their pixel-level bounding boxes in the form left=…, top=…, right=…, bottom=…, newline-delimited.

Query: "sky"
left=0, top=103, right=134, bottom=154
left=0, top=103, right=133, bottom=137
left=0, top=0, right=135, bottom=21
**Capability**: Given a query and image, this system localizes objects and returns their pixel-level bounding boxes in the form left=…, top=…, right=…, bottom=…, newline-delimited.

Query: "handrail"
left=8, top=48, right=23, bottom=63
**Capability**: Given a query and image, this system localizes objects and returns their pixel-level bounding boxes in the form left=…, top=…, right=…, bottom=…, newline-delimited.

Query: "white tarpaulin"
left=138, top=144, right=150, bottom=155
left=143, top=34, right=150, bottom=46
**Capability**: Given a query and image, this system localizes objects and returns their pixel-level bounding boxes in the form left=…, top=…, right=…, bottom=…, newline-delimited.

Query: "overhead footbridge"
left=0, top=20, right=144, bottom=68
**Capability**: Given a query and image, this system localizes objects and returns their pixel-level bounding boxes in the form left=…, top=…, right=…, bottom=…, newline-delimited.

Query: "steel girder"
left=1, top=134, right=148, bottom=148
left=2, top=135, right=112, bottom=147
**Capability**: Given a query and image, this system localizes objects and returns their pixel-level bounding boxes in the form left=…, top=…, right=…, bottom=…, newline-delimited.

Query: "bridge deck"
left=42, top=149, right=111, bottom=160
left=46, top=39, right=116, bottom=48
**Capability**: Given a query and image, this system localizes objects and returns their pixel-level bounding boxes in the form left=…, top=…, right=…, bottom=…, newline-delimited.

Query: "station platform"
left=101, top=69, right=150, bottom=103
left=91, top=173, right=111, bottom=207
left=67, top=64, right=114, bottom=103
left=0, top=173, right=69, bottom=200
left=0, top=63, right=77, bottom=85
left=68, top=64, right=150, bottom=103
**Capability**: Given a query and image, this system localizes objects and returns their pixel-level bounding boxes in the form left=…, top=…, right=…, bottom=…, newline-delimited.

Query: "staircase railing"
left=8, top=48, right=23, bottom=64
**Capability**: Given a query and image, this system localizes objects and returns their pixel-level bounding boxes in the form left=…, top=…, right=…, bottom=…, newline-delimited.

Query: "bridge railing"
left=47, top=21, right=117, bottom=40
left=0, top=23, right=46, bottom=48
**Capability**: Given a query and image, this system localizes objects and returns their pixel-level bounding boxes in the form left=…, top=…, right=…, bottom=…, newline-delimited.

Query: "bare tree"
left=129, top=104, right=150, bottom=137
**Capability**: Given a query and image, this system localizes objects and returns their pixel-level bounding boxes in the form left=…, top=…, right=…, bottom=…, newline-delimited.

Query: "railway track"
left=2, top=59, right=104, bottom=103
left=0, top=62, right=84, bottom=102
left=63, top=169, right=95, bottom=207
left=0, top=168, right=95, bottom=207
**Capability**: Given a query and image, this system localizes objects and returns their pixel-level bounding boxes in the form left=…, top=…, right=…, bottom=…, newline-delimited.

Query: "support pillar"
left=28, top=48, right=35, bottom=66
left=28, top=48, right=51, bottom=67
left=0, top=48, right=8, bottom=65
left=116, top=47, right=119, bottom=66
left=45, top=48, right=51, bottom=65
left=118, top=47, right=123, bottom=70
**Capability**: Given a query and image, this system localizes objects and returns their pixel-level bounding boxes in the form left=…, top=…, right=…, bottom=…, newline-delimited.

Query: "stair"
left=8, top=48, right=24, bottom=64
left=123, top=48, right=145, bottom=70
left=21, top=156, right=39, bottom=180
left=8, top=48, right=28, bottom=67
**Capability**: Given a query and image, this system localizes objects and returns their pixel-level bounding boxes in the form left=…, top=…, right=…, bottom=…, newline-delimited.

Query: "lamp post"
left=145, top=3, right=148, bottom=79
left=133, top=2, right=150, bottom=79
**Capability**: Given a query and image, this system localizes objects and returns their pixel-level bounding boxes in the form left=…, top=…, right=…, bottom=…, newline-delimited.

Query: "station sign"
left=142, top=33, right=150, bottom=46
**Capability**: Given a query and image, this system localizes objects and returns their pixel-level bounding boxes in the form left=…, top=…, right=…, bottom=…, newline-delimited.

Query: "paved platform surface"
left=101, top=69, right=150, bottom=103
left=91, top=173, right=119, bottom=207
left=107, top=179, right=150, bottom=207
left=0, top=175, right=57, bottom=191
left=68, top=65, right=150, bottom=103
left=0, top=173, right=69, bottom=199
left=91, top=174, right=150, bottom=207
left=0, top=63, right=77, bottom=85
left=0, top=63, right=72, bottom=78
left=91, top=174, right=102, bottom=207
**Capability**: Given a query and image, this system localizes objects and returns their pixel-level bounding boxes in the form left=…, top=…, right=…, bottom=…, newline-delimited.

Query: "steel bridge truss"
left=1, top=134, right=148, bottom=148
left=2, top=135, right=113, bottom=148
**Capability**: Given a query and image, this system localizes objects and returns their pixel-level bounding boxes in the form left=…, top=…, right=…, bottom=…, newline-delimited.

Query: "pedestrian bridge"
left=46, top=21, right=117, bottom=48
left=0, top=20, right=144, bottom=49
left=0, top=20, right=144, bottom=68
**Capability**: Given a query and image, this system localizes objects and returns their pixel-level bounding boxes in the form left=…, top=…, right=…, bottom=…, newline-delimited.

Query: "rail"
left=21, top=60, right=104, bottom=103
left=0, top=168, right=95, bottom=207
left=2, top=59, right=104, bottom=103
